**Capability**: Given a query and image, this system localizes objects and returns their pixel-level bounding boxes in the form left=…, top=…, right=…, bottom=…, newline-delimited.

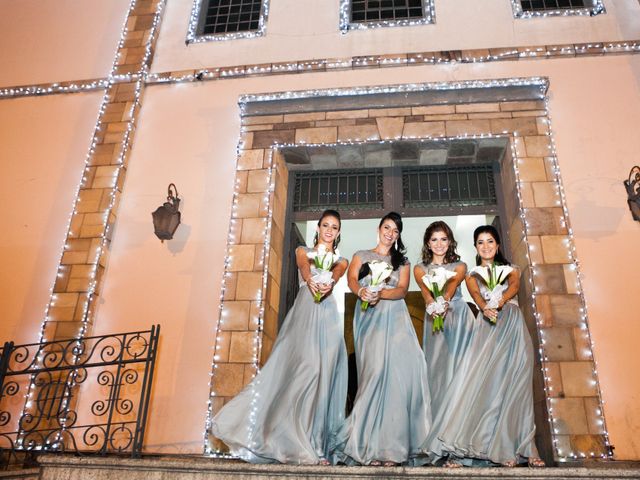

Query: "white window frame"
left=511, top=0, right=605, bottom=19
left=186, top=0, right=270, bottom=44
left=339, top=0, right=435, bottom=33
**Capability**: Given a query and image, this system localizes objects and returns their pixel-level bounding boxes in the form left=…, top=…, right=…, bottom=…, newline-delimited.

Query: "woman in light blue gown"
left=413, top=221, right=477, bottom=467
left=211, top=209, right=348, bottom=465
left=330, top=212, right=431, bottom=466
left=432, top=225, right=543, bottom=467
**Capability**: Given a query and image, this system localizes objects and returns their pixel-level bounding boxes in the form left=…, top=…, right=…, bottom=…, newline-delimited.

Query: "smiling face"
left=428, top=229, right=450, bottom=259
left=475, top=232, right=499, bottom=264
left=378, top=218, right=400, bottom=248
left=316, top=215, right=340, bottom=248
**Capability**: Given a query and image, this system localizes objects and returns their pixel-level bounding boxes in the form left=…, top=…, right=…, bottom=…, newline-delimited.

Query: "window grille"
left=513, top=0, right=604, bottom=17
left=340, top=0, right=434, bottom=31
left=200, top=0, right=263, bottom=35
left=402, top=165, right=497, bottom=208
left=293, top=169, right=384, bottom=212
left=351, top=0, right=425, bottom=23
left=520, top=0, right=585, bottom=11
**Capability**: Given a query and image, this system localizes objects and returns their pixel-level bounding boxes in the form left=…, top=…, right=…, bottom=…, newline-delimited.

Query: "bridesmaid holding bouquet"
left=211, top=209, right=348, bottom=465
left=330, top=212, right=431, bottom=466
left=414, top=221, right=477, bottom=467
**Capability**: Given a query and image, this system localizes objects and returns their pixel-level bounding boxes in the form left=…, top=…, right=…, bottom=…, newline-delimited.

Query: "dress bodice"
left=419, top=261, right=466, bottom=301
left=355, top=250, right=406, bottom=288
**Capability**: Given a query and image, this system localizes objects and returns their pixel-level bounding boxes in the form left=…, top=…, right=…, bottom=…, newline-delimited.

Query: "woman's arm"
left=379, top=263, right=410, bottom=300
left=346, top=254, right=363, bottom=295
left=442, top=263, right=467, bottom=302
left=465, top=273, right=497, bottom=321
left=296, top=246, right=319, bottom=297
left=414, top=264, right=435, bottom=304
left=464, top=274, right=485, bottom=309
left=498, top=268, right=520, bottom=307
left=315, top=257, right=349, bottom=297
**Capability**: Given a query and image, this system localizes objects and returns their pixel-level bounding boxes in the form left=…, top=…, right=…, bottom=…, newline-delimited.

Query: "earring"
left=395, top=240, right=398, bottom=250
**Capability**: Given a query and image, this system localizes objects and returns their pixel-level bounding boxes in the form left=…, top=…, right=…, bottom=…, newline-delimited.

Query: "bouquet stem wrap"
left=306, top=245, right=339, bottom=303
left=469, top=263, right=514, bottom=324
left=422, top=267, right=457, bottom=333
left=361, top=260, right=393, bottom=311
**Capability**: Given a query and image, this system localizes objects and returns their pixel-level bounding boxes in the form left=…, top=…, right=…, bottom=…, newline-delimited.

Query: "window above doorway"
left=339, top=0, right=435, bottom=32
left=187, top=0, right=269, bottom=43
left=511, top=0, right=605, bottom=18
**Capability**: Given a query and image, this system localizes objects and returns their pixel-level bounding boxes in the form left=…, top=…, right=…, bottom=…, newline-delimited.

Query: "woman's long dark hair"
left=379, top=211, right=407, bottom=271
left=313, top=209, right=341, bottom=250
left=421, top=221, right=461, bottom=265
left=473, top=225, right=510, bottom=266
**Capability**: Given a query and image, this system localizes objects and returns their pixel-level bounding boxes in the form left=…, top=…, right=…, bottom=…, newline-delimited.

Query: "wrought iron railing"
left=0, top=326, right=159, bottom=467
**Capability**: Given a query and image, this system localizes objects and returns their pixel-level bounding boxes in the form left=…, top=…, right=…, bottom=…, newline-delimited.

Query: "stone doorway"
left=206, top=79, right=609, bottom=464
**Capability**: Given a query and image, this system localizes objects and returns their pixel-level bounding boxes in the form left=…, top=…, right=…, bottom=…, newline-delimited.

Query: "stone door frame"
left=205, top=78, right=610, bottom=464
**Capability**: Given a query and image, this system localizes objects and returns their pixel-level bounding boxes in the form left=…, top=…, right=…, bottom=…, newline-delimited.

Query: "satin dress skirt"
left=330, top=297, right=431, bottom=465
left=211, top=286, right=348, bottom=464
left=422, top=297, right=477, bottom=423
left=424, top=303, right=539, bottom=464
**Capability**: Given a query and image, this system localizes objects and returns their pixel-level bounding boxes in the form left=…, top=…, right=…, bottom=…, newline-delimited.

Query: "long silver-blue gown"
left=417, top=261, right=478, bottom=463
left=427, top=270, right=539, bottom=464
left=330, top=250, right=431, bottom=466
left=211, top=246, right=348, bottom=464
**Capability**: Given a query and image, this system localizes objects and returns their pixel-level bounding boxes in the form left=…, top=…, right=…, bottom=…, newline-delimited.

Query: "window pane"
left=350, top=0, right=425, bottom=23
left=201, top=0, right=263, bottom=35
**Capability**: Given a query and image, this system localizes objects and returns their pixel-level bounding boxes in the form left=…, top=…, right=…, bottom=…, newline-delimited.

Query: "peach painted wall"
left=87, top=55, right=640, bottom=457
left=0, top=0, right=130, bottom=88
left=0, top=91, right=104, bottom=345
left=151, top=0, right=640, bottom=75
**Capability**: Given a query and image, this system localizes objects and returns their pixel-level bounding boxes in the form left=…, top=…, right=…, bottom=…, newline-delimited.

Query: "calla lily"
left=422, top=267, right=457, bottom=332
left=469, top=263, right=514, bottom=323
left=307, top=246, right=339, bottom=302
left=361, top=260, right=393, bottom=311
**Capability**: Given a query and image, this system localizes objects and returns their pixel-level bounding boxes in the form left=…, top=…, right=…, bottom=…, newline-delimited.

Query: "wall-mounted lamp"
left=624, top=166, right=640, bottom=222
left=152, top=183, right=181, bottom=241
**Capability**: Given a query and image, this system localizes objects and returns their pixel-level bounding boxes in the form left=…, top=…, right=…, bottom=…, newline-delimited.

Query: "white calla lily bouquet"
left=469, top=263, right=514, bottom=323
left=361, top=260, right=393, bottom=311
left=422, top=267, right=457, bottom=332
left=306, top=245, right=339, bottom=303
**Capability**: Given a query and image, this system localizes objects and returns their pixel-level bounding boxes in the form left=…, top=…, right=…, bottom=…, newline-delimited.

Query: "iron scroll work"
left=0, top=326, right=159, bottom=466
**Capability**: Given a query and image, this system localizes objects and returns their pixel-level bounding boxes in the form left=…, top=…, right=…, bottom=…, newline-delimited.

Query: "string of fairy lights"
left=13, top=0, right=167, bottom=450
left=202, top=76, right=611, bottom=461
left=539, top=96, right=611, bottom=459
left=2, top=41, right=640, bottom=100
left=504, top=95, right=611, bottom=459
left=510, top=0, right=605, bottom=19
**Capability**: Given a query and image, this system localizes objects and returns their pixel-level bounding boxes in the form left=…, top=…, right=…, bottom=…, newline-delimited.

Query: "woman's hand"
left=483, top=306, right=498, bottom=322
left=307, top=279, right=320, bottom=297
left=359, top=287, right=380, bottom=306
left=316, top=281, right=334, bottom=299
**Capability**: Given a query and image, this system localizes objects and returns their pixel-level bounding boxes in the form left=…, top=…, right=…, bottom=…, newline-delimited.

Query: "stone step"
left=0, top=469, right=40, bottom=480
left=35, top=455, right=640, bottom=480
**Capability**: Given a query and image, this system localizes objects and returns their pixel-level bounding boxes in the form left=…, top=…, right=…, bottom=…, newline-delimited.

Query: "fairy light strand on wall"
left=2, top=41, right=640, bottom=100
